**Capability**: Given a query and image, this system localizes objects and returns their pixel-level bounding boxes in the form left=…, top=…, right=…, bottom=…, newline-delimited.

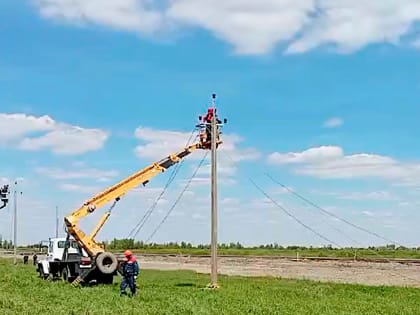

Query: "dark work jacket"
left=122, top=257, right=139, bottom=276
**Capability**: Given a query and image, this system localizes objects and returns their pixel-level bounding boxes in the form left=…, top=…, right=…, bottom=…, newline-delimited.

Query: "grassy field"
left=1, top=259, right=420, bottom=314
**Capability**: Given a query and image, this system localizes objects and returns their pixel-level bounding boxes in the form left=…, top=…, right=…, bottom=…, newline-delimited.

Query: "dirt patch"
left=4, top=250, right=418, bottom=287
left=137, top=255, right=420, bottom=287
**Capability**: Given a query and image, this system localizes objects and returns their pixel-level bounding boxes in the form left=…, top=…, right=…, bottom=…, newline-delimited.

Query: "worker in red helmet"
left=202, top=107, right=221, bottom=145
left=120, top=249, right=139, bottom=297
left=203, top=108, right=214, bottom=123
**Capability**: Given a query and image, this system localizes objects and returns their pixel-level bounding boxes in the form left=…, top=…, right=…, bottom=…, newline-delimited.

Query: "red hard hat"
left=124, top=250, right=132, bottom=257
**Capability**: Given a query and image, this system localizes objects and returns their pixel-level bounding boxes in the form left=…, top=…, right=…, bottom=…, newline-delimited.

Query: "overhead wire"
left=221, top=150, right=419, bottom=282
left=262, top=173, right=420, bottom=282
left=248, top=177, right=343, bottom=248
left=126, top=162, right=182, bottom=238
left=145, top=150, right=209, bottom=243
left=225, top=149, right=406, bottom=249
left=264, top=173, right=405, bottom=247
left=218, top=149, right=342, bottom=247
left=127, top=127, right=198, bottom=239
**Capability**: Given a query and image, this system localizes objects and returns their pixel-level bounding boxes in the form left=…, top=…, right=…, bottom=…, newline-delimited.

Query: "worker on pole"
left=198, top=96, right=222, bottom=149
left=120, top=250, right=139, bottom=297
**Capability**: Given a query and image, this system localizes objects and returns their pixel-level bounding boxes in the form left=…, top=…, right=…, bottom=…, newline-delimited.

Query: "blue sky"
left=2, top=0, right=420, bottom=247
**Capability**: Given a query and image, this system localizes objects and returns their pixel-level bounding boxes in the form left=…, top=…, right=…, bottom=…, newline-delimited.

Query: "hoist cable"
left=145, top=151, right=209, bottom=242
left=127, top=128, right=197, bottom=238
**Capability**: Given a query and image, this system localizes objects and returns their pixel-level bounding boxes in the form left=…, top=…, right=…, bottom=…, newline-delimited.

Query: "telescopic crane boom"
left=64, top=132, right=222, bottom=258
left=37, top=95, right=227, bottom=286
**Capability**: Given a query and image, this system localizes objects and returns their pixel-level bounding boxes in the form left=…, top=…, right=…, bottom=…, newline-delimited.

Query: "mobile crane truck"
left=36, top=100, right=226, bottom=286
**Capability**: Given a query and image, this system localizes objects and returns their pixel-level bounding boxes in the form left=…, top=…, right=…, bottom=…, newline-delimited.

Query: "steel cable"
left=127, top=128, right=197, bottom=239
left=145, top=151, right=209, bottom=243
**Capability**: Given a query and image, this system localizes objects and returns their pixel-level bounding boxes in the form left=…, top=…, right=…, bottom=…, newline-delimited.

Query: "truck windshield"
left=57, top=241, right=79, bottom=249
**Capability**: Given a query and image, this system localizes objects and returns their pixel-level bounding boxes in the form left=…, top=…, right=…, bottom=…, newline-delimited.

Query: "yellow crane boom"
left=64, top=138, right=219, bottom=257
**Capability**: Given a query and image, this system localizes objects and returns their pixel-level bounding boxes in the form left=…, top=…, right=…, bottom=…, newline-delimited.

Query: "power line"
left=265, top=173, right=405, bottom=247
left=248, top=177, right=342, bottom=248
left=218, top=150, right=341, bottom=247
left=127, top=128, right=197, bottom=239
left=145, top=151, right=209, bottom=243
left=266, top=174, right=417, bottom=282
left=127, top=160, right=183, bottom=238
left=219, top=151, right=419, bottom=283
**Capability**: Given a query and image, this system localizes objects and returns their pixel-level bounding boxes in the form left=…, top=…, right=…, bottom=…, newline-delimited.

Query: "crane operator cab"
left=197, top=94, right=227, bottom=150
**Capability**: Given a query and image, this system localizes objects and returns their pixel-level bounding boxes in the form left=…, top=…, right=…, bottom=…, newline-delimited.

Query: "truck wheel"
left=117, top=261, right=124, bottom=275
left=61, top=267, right=70, bottom=282
left=100, top=274, right=114, bottom=284
left=96, top=252, right=118, bottom=274
left=38, top=264, right=48, bottom=280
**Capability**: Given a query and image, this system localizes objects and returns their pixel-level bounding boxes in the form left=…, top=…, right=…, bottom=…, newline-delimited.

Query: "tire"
left=38, top=264, right=48, bottom=280
left=100, top=274, right=114, bottom=284
left=61, top=267, right=70, bottom=282
left=96, top=252, right=118, bottom=274
left=117, top=261, right=124, bottom=275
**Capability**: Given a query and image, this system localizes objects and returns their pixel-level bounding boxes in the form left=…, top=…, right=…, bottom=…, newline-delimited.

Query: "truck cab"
left=46, top=238, right=80, bottom=261
left=37, top=237, right=92, bottom=281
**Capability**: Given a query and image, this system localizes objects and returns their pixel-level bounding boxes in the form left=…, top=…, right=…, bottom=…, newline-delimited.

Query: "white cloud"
left=286, top=1, right=420, bottom=54
left=36, top=166, right=118, bottom=181
left=176, top=177, right=209, bottom=187
left=268, top=186, right=294, bottom=195
left=338, top=191, right=397, bottom=201
left=268, top=145, right=420, bottom=186
left=59, top=183, right=101, bottom=193
left=0, top=113, right=55, bottom=140
left=33, top=0, right=164, bottom=34
left=362, top=210, right=374, bottom=217
left=134, top=126, right=260, bottom=181
left=33, top=0, right=420, bottom=55
left=314, top=190, right=398, bottom=201
left=167, top=0, right=314, bottom=55
left=134, top=127, right=197, bottom=160
left=19, top=126, right=108, bottom=154
left=192, top=213, right=205, bottom=220
left=0, top=113, right=109, bottom=155
left=267, top=146, right=343, bottom=164
left=412, top=38, right=420, bottom=48
left=323, top=117, right=343, bottom=128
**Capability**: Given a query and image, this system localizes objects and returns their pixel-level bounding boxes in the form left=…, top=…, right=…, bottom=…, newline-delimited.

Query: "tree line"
left=102, top=238, right=417, bottom=251
left=0, top=237, right=13, bottom=249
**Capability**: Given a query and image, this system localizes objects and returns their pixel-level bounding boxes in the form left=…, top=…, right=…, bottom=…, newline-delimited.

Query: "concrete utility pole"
left=56, top=206, right=59, bottom=238
left=209, top=93, right=219, bottom=289
left=13, top=181, right=17, bottom=265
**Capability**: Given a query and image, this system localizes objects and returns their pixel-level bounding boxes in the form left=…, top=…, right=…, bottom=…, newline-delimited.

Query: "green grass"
left=0, top=259, right=419, bottom=314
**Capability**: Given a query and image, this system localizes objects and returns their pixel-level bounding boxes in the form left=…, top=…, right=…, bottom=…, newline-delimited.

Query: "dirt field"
left=137, top=254, right=420, bottom=288
left=4, top=251, right=420, bottom=288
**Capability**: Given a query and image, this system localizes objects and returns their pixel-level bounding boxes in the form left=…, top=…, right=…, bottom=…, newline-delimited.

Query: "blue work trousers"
left=120, top=275, right=136, bottom=295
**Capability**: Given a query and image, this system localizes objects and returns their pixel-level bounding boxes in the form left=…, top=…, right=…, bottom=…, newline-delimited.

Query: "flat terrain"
left=3, top=250, right=420, bottom=288
left=137, top=254, right=420, bottom=288
left=1, top=259, right=420, bottom=314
